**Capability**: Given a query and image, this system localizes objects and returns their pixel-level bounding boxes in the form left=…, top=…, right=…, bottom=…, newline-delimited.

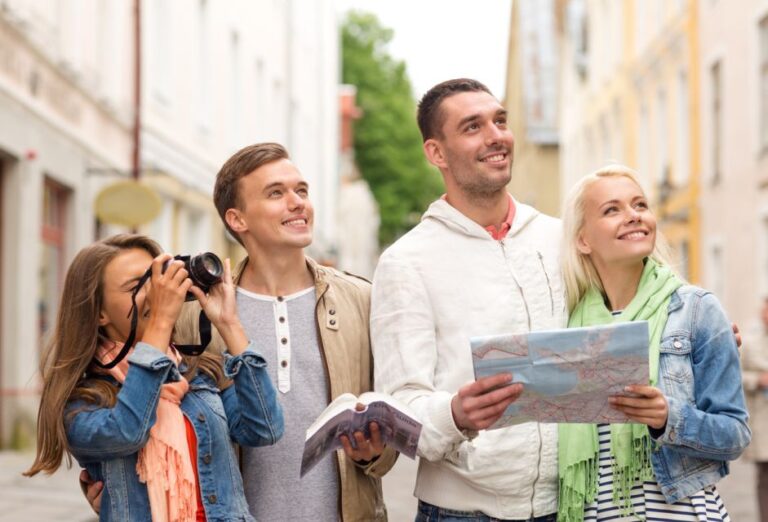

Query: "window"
left=760, top=15, right=768, bottom=151
left=676, top=70, right=690, bottom=184
left=709, top=244, right=724, bottom=300
left=39, top=178, right=70, bottom=349
left=711, top=61, right=723, bottom=184
left=656, top=88, right=670, bottom=190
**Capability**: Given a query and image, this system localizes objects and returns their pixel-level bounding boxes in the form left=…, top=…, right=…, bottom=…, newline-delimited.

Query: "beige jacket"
left=743, top=330, right=768, bottom=462
left=178, top=256, right=397, bottom=521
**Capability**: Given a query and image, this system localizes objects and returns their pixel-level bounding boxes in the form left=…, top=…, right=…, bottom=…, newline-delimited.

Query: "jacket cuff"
left=435, top=393, right=477, bottom=443
left=128, top=343, right=180, bottom=381
left=358, top=446, right=398, bottom=477
left=224, top=341, right=267, bottom=377
left=655, top=395, right=684, bottom=445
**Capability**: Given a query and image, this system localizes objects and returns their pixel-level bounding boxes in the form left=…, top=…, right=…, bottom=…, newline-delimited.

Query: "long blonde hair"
left=561, top=164, right=675, bottom=312
left=26, top=234, right=227, bottom=476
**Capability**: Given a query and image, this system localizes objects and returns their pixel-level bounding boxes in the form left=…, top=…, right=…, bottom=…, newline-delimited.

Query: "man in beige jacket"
left=84, top=142, right=396, bottom=521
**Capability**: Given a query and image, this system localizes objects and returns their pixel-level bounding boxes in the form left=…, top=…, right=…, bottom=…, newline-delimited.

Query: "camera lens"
left=188, top=252, right=223, bottom=291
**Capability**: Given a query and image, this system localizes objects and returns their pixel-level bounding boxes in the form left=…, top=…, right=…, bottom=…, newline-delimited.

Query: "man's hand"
left=451, top=373, right=523, bottom=431
left=758, top=371, right=768, bottom=389
left=79, top=469, right=102, bottom=515
left=732, top=323, right=742, bottom=352
left=340, top=404, right=385, bottom=463
left=609, top=385, right=668, bottom=430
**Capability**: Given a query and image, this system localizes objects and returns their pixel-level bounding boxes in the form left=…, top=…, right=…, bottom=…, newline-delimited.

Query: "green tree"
left=341, top=11, right=444, bottom=245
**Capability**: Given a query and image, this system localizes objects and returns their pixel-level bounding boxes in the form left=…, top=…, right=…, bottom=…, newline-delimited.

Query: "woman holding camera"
left=556, top=165, right=750, bottom=521
left=26, top=234, right=284, bottom=521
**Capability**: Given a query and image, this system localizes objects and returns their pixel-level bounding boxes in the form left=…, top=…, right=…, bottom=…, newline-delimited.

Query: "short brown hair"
left=416, top=78, right=493, bottom=142
left=213, top=142, right=289, bottom=245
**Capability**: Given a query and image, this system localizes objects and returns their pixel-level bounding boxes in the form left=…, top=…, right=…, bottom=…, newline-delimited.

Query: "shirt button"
left=279, top=316, right=285, bottom=323
left=329, top=309, right=336, bottom=315
left=197, top=413, right=206, bottom=422
left=673, top=340, right=682, bottom=349
left=329, top=319, right=336, bottom=326
left=277, top=296, right=284, bottom=302
left=203, top=454, right=212, bottom=464
left=207, top=494, right=217, bottom=504
left=281, top=337, right=288, bottom=344
left=281, top=360, right=288, bottom=368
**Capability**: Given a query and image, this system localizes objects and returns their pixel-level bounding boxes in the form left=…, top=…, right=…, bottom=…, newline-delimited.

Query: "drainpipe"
left=133, top=0, right=141, bottom=181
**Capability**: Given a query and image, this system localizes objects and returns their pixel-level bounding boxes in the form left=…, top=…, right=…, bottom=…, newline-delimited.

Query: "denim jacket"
left=650, top=285, right=751, bottom=503
left=66, top=342, right=284, bottom=522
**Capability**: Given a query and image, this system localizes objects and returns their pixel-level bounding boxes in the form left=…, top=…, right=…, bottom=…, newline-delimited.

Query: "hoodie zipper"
left=528, top=422, right=544, bottom=517
left=499, top=239, right=532, bottom=330
left=537, top=251, right=555, bottom=316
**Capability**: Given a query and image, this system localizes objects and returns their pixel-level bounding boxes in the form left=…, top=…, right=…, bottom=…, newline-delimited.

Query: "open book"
left=300, top=392, right=422, bottom=477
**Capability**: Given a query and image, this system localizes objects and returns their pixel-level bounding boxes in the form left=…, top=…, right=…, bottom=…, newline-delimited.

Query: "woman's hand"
left=609, top=385, right=669, bottom=430
left=189, top=258, right=248, bottom=354
left=142, top=254, right=193, bottom=350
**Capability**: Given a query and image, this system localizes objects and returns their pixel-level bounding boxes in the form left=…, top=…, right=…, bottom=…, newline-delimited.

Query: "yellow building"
left=503, top=0, right=562, bottom=217
left=558, top=0, right=701, bottom=282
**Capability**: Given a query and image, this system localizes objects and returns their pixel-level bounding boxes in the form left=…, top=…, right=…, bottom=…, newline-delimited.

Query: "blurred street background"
left=1, top=0, right=767, bottom=519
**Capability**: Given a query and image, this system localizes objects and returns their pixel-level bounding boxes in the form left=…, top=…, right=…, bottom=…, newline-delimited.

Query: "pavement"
left=0, top=450, right=758, bottom=521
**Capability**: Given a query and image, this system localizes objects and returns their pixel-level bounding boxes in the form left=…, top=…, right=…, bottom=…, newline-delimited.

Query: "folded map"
left=471, top=321, right=650, bottom=428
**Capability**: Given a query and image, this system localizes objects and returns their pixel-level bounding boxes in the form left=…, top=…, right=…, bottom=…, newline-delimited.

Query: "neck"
left=595, top=260, right=644, bottom=311
left=238, top=245, right=314, bottom=296
left=445, top=188, right=509, bottom=229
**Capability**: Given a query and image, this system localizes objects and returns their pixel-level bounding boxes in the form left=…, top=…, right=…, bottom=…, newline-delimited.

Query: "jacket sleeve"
left=66, top=343, right=179, bottom=462
left=655, top=293, right=751, bottom=460
left=221, top=341, right=284, bottom=447
left=370, top=252, right=469, bottom=462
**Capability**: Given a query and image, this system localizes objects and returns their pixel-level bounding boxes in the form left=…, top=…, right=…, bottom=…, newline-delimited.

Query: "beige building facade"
left=698, top=0, right=768, bottom=331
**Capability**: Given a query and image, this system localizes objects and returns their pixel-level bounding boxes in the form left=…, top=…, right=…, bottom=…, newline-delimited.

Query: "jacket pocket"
left=658, top=336, right=694, bottom=402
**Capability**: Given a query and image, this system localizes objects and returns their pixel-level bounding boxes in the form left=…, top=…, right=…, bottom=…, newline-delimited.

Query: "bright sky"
left=334, top=0, right=513, bottom=101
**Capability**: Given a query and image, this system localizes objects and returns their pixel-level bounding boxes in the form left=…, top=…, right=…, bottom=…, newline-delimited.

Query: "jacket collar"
left=422, top=194, right=540, bottom=240
left=232, top=255, right=337, bottom=331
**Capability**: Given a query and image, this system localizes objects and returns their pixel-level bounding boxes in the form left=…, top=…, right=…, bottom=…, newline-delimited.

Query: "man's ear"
left=423, top=139, right=447, bottom=169
left=225, top=208, right=248, bottom=235
left=576, top=231, right=592, bottom=255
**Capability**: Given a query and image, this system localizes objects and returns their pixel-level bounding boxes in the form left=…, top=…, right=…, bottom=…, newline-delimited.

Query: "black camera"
left=164, top=252, right=224, bottom=301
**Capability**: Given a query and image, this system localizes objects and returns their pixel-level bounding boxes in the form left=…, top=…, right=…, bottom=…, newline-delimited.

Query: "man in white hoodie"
left=371, top=78, right=564, bottom=521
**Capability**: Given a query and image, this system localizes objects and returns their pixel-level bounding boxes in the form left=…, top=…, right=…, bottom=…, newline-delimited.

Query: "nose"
left=626, top=207, right=641, bottom=223
left=485, top=124, right=504, bottom=146
left=287, top=190, right=305, bottom=210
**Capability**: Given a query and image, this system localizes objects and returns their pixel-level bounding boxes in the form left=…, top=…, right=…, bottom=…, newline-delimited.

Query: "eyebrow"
left=263, top=180, right=309, bottom=192
left=456, top=109, right=508, bottom=130
left=599, top=195, right=646, bottom=208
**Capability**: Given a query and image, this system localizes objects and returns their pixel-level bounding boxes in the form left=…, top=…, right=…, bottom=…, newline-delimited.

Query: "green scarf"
left=557, top=258, right=683, bottom=522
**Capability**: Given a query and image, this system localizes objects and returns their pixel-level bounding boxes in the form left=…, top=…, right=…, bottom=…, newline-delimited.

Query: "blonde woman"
left=26, top=234, right=283, bottom=521
left=557, top=165, right=750, bottom=521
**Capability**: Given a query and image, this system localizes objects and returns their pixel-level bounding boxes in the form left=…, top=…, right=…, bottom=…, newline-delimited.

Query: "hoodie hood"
left=421, top=195, right=541, bottom=240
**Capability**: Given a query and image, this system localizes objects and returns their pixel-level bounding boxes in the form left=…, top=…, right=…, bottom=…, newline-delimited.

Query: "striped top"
left=583, top=424, right=730, bottom=521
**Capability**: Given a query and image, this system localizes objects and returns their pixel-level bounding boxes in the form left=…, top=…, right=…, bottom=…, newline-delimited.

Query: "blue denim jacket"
left=66, top=342, right=284, bottom=521
left=650, top=285, right=751, bottom=503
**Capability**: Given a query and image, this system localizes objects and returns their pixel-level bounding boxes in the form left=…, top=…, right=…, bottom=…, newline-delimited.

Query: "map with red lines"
left=471, top=321, right=649, bottom=428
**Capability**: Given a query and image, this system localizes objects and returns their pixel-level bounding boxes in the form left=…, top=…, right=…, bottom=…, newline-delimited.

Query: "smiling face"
left=98, top=248, right=154, bottom=344
left=577, top=175, right=657, bottom=273
left=424, top=90, right=514, bottom=199
left=226, top=158, right=314, bottom=252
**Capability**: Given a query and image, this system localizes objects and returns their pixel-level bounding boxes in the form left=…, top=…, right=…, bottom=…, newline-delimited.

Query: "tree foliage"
left=341, top=11, right=444, bottom=246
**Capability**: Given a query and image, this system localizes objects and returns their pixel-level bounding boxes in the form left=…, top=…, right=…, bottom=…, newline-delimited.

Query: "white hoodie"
left=371, top=197, right=566, bottom=519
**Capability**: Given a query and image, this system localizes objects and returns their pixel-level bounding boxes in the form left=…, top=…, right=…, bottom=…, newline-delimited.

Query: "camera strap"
left=94, top=270, right=212, bottom=369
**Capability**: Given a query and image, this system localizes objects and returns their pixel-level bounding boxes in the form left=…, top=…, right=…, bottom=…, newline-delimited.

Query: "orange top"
left=184, top=416, right=207, bottom=522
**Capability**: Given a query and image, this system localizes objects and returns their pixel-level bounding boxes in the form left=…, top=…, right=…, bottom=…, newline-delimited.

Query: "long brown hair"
left=26, top=234, right=227, bottom=476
